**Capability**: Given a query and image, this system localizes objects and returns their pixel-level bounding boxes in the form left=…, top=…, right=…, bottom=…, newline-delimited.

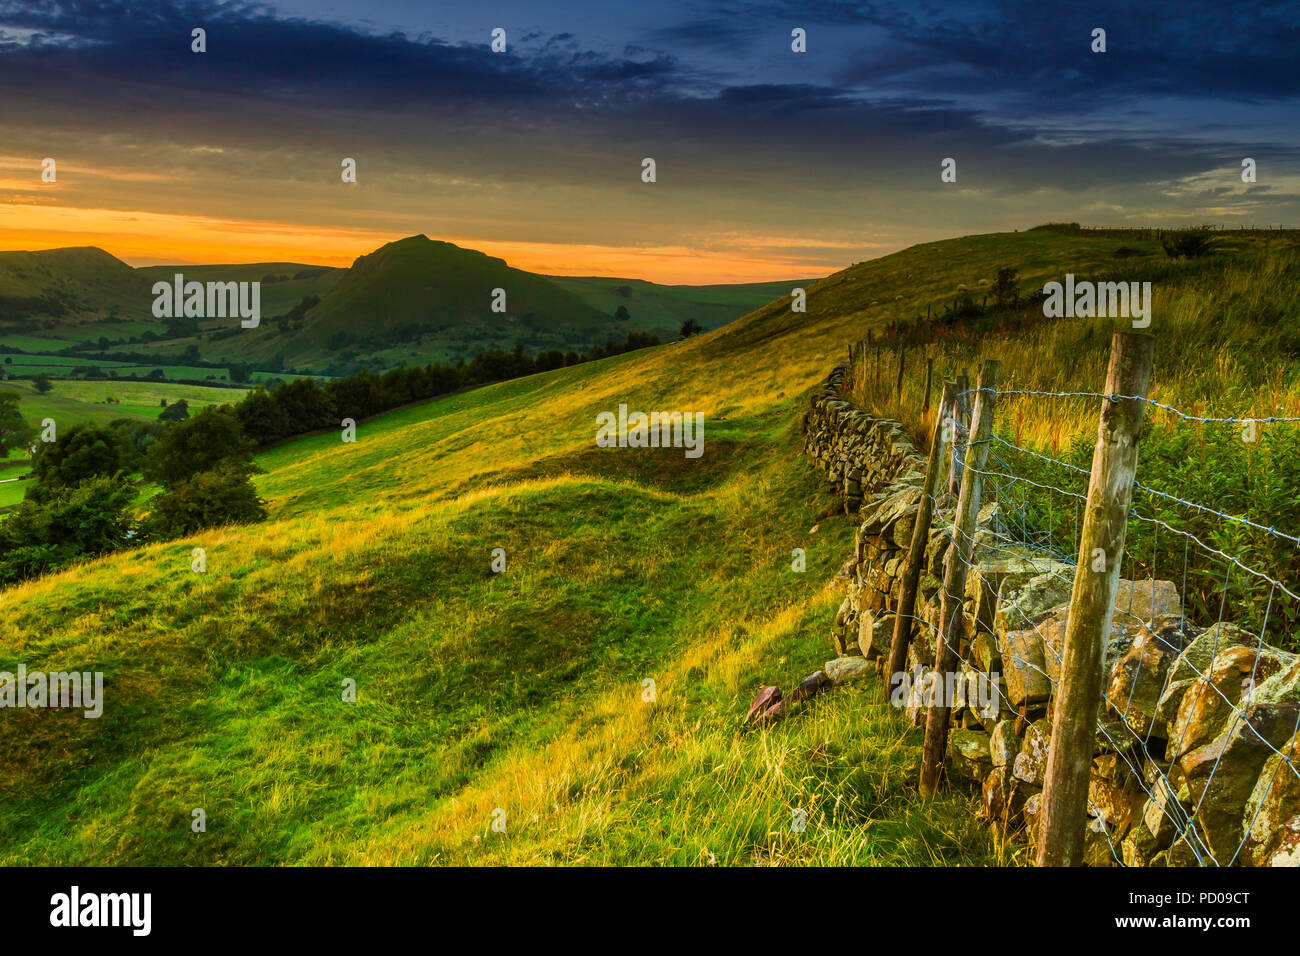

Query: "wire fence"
left=959, top=387, right=1297, bottom=865
left=855, top=336, right=1300, bottom=866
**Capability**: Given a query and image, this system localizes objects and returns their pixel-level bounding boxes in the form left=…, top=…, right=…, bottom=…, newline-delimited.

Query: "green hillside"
left=135, top=262, right=342, bottom=324
left=548, top=275, right=813, bottom=336
left=0, top=247, right=154, bottom=341
left=3, top=228, right=1297, bottom=865
left=3, top=240, right=792, bottom=379
left=234, top=235, right=620, bottom=371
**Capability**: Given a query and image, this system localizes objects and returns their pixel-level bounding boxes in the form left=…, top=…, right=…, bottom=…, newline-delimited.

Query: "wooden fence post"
left=923, top=357, right=934, bottom=413
left=920, top=359, right=1000, bottom=797
left=1037, top=332, right=1154, bottom=866
left=895, top=346, right=906, bottom=406
left=885, top=380, right=957, bottom=701
left=948, top=370, right=970, bottom=498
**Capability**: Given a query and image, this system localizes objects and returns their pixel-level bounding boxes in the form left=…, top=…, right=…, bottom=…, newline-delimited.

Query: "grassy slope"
left=135, top=263, right=343, bottom=329
left=0, top=247, right=151, bottom=321
left=548, top=276, right=814, bottom=336
left=14, top=227, right=1269, bottom=866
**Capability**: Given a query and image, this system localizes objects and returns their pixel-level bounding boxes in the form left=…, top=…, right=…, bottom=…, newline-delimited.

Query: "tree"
left=270, top=377, right=336, bottom=433
left=27, top=422, right=132, bottom=500
left=0, top=475, right=136, bottom=585
left=0, top=391, right=35, bottom=458
left=613, top=305, right=631, bottom=321
left=142, top=461, right=267, bottom=540
left=990, top=267, right=1020, bottom=309
left=679, top=319, right=704, bottom=339
left=235, top=387, right=289, bottom=445
left=145, top=405, right=254, bottom=487
left=159, top=398, right=190, bottom=421
left=32, top=373, right=52, bottom=393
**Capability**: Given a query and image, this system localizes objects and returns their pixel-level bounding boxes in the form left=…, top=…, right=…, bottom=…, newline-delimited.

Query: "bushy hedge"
left=0, top=475, right=137, bottom=584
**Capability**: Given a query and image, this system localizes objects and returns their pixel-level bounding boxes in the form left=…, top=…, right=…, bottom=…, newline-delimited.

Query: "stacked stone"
left=802, top=362, right=1300, bottom=866
left=801, top=364, right=924, bottom=514
left=974, top=577, right=1300, bottom=867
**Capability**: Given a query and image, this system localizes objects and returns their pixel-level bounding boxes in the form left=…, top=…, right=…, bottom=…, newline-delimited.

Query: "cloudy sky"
left=0, top=0, right=1297, bottom=282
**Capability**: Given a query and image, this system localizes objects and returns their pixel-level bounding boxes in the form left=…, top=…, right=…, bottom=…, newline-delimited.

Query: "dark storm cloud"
left=825, top=0, right=1300, bottom=106
left=0, top=0, right=1296, bottom=229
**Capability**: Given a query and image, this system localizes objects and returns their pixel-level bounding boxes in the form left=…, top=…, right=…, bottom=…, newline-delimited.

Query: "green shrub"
left=141, top=462, right=268, bottom=540
left=145, top=405, right=253, bottom=487
left=26, top=421, right=133, bottom=501
left=1161, top=228, right=1216, bottom=259
left=0, top=475, right=136, bottom=584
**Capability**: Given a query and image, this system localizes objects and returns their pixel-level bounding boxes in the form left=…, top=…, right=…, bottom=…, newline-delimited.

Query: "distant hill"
left=0, top=247, right=152, bottom=323
left=262, top=235, right=613, bottom=366
left=135, top=262, right=343, bottom=324
left=0, top=237, right=821, bottom=376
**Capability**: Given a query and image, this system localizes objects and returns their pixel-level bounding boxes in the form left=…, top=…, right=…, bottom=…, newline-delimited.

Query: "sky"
left=0, top=0, right=1298, bottom=283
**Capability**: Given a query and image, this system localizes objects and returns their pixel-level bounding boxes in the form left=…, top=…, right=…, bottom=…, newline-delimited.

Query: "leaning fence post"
left=1037, top=332, right=1154, bottom=866
left=885, top=380, right=957, bottom=701
left=920, top=359, right=999, bottom=797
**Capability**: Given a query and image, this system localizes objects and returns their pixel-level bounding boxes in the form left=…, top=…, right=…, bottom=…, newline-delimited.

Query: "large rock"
left=1036, top=579, right=1181, bottom=685
left=990, top=720, right=1020, bottom=769
left=1012, top=719, right=1052, bottom=786
left=825, top=656, right=873, bottom=686
left=858, top=609, right=896, bottom=660
left=948, top=728, right=993, bottom=782
left=1255, top=654, right=1300, bottom=705
left=1154, top=622, right=1252, bottom=733
left=1181, top=700, right=1300, bottom=863
left=1088, top=772, right=1143, bottom=840
left=965, top=552, right=1040, bottom=637
left=787, top=670, right=831, bottom=705
left=831, top=596, right=861, bottom=657
left=981, top=767, right=1007, bottom=823
left=1169, top=644, right=1294, bottom=762
left=1084, top=816, right=1120, bottom=867
left=1103, top=617, right=1198, bottom=738
left=1241, top=729, right=1300, bottom=866
left=994, top=569, right=1074, bottom=636
left=857, top=485, right=922, bottom=536
left=1001, top=628, right=1051, bottom=708
left=972, top=630, right=1001, bottom=675
left=1111, top=579, right=1182, bottom=626
left=1122, top=820, right=1165, bottom=867
left=746, top=686, right=781, bottom=724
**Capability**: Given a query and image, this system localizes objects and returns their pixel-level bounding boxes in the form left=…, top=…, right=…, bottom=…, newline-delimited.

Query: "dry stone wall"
left=800, top=362, right=1300, bottom=867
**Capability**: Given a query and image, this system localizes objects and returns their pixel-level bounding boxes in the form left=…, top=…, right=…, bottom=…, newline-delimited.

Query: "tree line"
left=0, top=328, right=668, bottom=586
